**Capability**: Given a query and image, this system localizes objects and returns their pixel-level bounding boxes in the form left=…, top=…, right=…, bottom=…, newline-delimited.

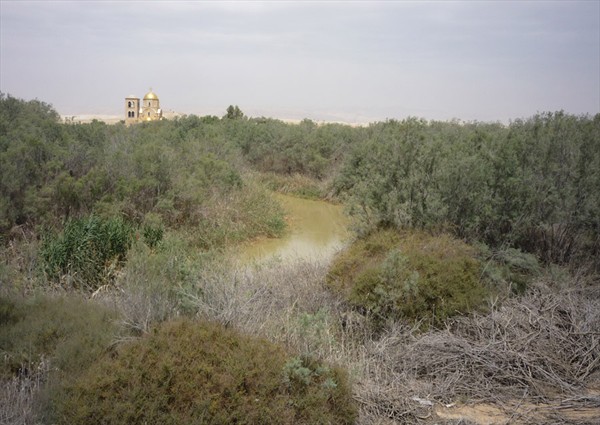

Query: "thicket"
left=0, top=94, right=292, bottom=298
left=334, top=114, right=600, bottom=269
left=50, top=319, right=356, bottom=425
left=225, top=117, right=360, bottom=180
left=3, top=93, right=597, bottom=271
left=0, top=94, right=285, bottom=250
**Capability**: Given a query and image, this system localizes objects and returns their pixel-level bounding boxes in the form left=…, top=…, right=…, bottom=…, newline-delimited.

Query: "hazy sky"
left=1, top=0, right=599, bottom=123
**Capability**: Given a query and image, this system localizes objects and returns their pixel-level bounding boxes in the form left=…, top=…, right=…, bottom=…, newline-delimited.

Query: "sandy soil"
left=434, top=396, right=600, bottom=424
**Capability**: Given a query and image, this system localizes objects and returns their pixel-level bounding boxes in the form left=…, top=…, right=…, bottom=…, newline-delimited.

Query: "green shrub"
left=40, top=215, right=134, bottom=290
left=478, top=245, right=540, bottom=294
left=114, top=233, right=210, bottom=334
left=257, top=172, right=325, bottom=199
left=51, top=319, right=356, bottom=425
left=334, top=114, right=600, bottom=269
left=0, top=295, right=117, bottom=381
left=328, top=229, right=488, bottom=326
left=194, top=185, right=286, bottom=249
left=141, top=213, right=164, bottom=249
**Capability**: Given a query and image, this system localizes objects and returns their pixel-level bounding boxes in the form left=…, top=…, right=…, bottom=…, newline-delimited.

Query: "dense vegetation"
left=327, top=229, right=488, bottom=326
left=51, top=319, right=355, bottom=425
left=1, top=92, right=599, bottom=424
left=3, top=93, right=597, bottom=271
left=334, top=115, right=600, bottom=268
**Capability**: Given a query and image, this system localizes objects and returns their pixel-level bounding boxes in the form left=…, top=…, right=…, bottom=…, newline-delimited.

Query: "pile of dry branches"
left=355, top=281, right=600, bottom=424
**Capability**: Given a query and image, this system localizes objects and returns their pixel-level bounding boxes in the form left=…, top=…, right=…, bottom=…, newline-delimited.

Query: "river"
left=240, top=194, right=351, bottom=263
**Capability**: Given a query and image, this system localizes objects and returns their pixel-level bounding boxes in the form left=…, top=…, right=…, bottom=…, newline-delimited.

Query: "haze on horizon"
left=1, top=0, right=599, bottom=124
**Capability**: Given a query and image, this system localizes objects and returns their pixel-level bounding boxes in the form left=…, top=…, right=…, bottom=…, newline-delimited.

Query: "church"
left=125, top=89, right=163, bottom=124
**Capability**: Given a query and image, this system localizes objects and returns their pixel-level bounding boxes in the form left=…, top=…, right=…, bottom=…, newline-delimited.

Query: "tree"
left=224, top=105, right=245, bottom=120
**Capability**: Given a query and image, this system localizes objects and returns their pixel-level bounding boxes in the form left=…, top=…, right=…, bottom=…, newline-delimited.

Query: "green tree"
left=224, top=104, right=245, bottom=120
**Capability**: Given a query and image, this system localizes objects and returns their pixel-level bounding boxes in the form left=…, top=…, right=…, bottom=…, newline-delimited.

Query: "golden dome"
left=143, top=89, right=159, bottom=100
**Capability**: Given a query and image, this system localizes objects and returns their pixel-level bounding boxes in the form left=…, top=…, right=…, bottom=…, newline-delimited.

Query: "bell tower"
left=125, top=95, right=140, bottom=125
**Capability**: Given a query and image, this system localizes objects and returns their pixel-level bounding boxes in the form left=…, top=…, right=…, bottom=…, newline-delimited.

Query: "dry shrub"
left=0, top=294, right=118, bottom=424
left=352, top=281, right=600, bottom=424
left=0, top=230, right=41, bottom=295
left=0, top=295, right=118, bottom=380
left=0, top=361, right=48, bottom=425
left=181, top=258, right=347, bottom=359
left=105, top=239, right=188, bottom=335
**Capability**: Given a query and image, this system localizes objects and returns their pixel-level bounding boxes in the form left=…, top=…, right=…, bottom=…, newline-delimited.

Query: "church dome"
left=144, top=90, right=159, bottom=100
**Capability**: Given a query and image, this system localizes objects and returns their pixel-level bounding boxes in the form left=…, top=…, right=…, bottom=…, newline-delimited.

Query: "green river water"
left=240, top=194, right=351, bottom=263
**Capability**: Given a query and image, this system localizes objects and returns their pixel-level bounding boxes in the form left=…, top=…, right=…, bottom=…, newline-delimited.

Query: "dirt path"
left=434, top=395, right=600, bottom=424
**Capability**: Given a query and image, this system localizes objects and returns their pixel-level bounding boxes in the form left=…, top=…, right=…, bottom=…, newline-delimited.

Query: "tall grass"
left=181, top=258, right=346, bottom=359
left=40, top=215, right=134, bottom=291
left=255, top=172, right=327, bottom=199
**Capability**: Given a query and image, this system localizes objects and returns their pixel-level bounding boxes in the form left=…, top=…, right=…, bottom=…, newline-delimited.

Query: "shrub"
left=193, top=185, right=285, bottom=249
left=256, top=172, right=325, bottom=199
left=113, top=233, right=209, bottom=335
left=0, top=294, right=117, bottom=381
left=40, top=215, right=134, bottom=290
left=0, top=294, right=118, bottom=423
left=50, top=319, right=356, bottom=425
left=478, top=245, right=540, bottom=294
left=327, top=229, right=488, bottom=326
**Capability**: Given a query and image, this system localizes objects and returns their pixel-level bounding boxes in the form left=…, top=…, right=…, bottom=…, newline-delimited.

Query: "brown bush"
left=50, top=319, right=356, bottom=425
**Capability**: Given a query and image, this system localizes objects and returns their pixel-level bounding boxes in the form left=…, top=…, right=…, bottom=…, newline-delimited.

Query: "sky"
left=1, top=0, right=599, bottom=123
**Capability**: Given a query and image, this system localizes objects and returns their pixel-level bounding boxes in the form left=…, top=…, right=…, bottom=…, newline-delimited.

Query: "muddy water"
left=240, top=194, right=351, bottom=263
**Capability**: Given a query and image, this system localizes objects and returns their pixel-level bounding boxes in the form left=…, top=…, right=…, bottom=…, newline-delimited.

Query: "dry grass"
left=0, top=361, right=47, bottom=425
left=3, top=250, right=598, bottom=424
left=182, top=257, right=346, bottom=359
left=180, top=258, right=600, bottom=424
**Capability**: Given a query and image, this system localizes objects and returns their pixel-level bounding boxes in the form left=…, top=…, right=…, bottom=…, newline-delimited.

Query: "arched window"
left=128, top=101, right=133, bottom=108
